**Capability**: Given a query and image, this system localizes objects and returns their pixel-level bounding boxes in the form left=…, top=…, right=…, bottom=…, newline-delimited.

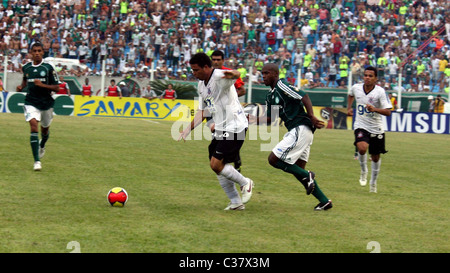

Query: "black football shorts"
left=354, top=128, right=387, bottom=155
left=208, top=130, right=246, bottom=163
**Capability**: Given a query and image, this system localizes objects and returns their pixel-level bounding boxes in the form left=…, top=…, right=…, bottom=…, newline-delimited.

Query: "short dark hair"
left=365, top=66, right=378, bottom=77
left=31, top=42, right=44, bottom=50
left=189, top=53, right=212, bottom=68
left=211, top=50, right=225, bottom=60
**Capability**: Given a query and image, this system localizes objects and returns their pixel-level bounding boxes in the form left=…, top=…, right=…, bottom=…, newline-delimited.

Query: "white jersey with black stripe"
left=198, top=69, right=248, bottom=133
left=349, top=83, right=392, bottom=134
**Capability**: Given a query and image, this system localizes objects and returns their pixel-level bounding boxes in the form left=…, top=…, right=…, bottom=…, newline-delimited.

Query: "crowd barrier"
left=1, top=92, right=449, bottom=135
left=74, top=96, right=195, bottom=122
left=0, top=92, right=196, bottom=122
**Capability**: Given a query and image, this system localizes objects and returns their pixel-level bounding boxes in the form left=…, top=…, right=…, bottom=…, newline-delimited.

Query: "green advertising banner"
left=0, top=92, right=74, bottom=115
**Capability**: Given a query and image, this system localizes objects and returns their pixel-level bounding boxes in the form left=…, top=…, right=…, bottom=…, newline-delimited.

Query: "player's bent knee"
left=29, top=119, right=39, bottom=132
left=371, top=154, right=380, bottom=162
left=210, top=157, right=224, bottom=174
left=268, top=152, right=279, bottom=167
left=356, top=143, right=369, bottom=155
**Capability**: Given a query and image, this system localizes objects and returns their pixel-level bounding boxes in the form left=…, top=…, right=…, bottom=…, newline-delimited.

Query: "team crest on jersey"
left=271, top=94, right=280, bottom=104
left=207, top=87, right=211, bottom=95
left=40, top=71, right=46, bottom=77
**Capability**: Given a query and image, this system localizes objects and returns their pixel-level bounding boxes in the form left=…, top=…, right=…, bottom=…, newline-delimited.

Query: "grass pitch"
left=0, top=113, right=448, bottom=253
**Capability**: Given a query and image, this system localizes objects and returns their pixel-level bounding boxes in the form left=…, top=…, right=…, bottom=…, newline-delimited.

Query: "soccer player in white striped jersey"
left=179, top=53, right=254, bottom=210
left=347, top=66, right=392, bottom=193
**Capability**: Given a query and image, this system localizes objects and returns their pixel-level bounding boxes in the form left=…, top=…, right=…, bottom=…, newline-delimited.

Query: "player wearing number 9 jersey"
left=347, top=66, right=392, bottom=193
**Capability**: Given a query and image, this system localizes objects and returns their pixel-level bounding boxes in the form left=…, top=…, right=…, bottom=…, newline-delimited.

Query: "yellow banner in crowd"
left=74, top=96, right=197, bottom=121
left=73, top=96, right=353, bottom=129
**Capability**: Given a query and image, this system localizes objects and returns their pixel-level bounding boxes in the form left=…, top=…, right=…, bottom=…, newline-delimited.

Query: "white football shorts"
left=272, top=125, right=313, bottom=164
left=24, top=105, right=54, bottom=128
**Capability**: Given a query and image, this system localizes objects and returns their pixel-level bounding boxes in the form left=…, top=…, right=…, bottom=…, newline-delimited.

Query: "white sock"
left=219, top=164, right=249, bottom=187
left=370, top=159, right=381, bottom=185
left=217, top=174, right=241, bottom=204
left=358, top=152, right=368, bottom=173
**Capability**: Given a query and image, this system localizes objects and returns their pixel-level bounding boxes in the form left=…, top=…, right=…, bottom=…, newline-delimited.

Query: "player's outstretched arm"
left=302, top=93, right=325, bottom=129
left=222, top=70, right=241, bottom=80
left=347, top=95, right=355, bottom=116
left=178, top=109, right=205, bottom=142
left=16, top=78, right=26, bottom=92
left=34, top=79, right=59, bottom=93
left=366, top=104, right=391, bottom=116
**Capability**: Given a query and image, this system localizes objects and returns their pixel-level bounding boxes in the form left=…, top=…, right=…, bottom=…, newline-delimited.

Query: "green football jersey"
left=265, top=79, right=313, bottom=131
left=23, top=61, right=59, bottom=110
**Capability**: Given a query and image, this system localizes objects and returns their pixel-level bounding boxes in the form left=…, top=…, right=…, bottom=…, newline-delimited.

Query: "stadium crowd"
left=0, top=0, right=449, bottom=93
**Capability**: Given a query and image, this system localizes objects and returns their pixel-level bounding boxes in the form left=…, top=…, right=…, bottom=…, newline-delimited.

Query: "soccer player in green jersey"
left=17, top=42, right=60, bottom=171
left=254, top=63, right=333, bottom=210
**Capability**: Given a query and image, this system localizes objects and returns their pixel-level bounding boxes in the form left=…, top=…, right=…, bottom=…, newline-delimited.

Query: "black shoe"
left=301, top=171, right=315, bottom=195
left=314, top=200, right=333, bottom=211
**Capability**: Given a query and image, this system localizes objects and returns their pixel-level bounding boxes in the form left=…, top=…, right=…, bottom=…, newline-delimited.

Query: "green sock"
left=275, top=159, right=329, bottom=203
left=40, top=132, right=49, bottom=148
left=312, top=181, right=329, bottom=204
left=30, top=132, right=40, bottom=162
left=275, top=159, right=309, bottom=179
left=275, top=160, right=311, bottom=190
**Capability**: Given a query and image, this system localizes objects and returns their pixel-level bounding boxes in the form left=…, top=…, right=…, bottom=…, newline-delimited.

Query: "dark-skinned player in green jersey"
left=252, top=63, right=333, bottom=210
left=17, top=42, right=60, bottom=171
